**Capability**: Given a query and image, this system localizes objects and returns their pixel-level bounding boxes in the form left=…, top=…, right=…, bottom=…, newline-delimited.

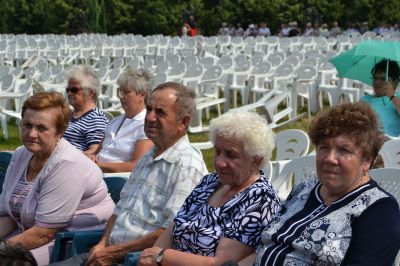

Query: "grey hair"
left=209, top=111, right=275, bottom=167
left=151, top=82, right=196, bottom=121
left=68, top=65, right=100, bottom=102
left=117, top=68, right=153, bottom=94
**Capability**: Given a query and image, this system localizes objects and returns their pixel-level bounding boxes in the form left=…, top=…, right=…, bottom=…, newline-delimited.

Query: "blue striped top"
left=63, top=107, right=108, bottom=151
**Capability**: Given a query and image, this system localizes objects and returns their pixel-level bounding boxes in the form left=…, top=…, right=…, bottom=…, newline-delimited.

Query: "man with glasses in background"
left=63, top=65, right=109, bottom=154
left=86, top=68, right=154, bottom=173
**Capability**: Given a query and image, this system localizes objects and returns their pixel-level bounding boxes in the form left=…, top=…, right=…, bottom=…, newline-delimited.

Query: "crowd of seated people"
left=0, top=72, right=399, bottom=265
left=218, top=20, right=400, bottom=38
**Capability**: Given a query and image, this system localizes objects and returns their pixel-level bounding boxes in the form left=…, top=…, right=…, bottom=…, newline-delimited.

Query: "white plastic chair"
left=275, top=129, right=310, bottom=161
left=190, top=65, right=225, bottom=133
left=0, top=78, right=33, bottom=139
left=271, top=155, right=316, bottom=201
left=378, top=139, right=400, bottom=168
left=248, top=61, right=272, bottom=102
left=228, top=60, right=252, bottom=108
left=294, top=64, right=318, bottom=119
left=271, top=129, right=311, bottom=181
left=369, top=167, right=400, bottom=203
left=166, top=62, right=186, bottom=83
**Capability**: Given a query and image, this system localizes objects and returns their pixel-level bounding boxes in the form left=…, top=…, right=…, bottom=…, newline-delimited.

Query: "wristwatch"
left=156, top=249, right=166, bottom=266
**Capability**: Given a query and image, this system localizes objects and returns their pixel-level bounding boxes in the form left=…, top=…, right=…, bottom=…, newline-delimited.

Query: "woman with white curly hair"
left=139, top=111, right=281, bottom=266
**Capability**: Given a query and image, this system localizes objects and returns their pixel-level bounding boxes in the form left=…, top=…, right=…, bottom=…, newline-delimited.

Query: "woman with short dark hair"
left=247, top=102, right=400, bottom=265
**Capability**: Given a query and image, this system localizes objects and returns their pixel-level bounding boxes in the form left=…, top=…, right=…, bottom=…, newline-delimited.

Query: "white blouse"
left=97, top=109, right=148, bottom=162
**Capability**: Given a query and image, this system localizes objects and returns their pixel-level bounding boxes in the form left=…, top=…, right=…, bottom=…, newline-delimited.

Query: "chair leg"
left=0, top=114, right=8, bottom=140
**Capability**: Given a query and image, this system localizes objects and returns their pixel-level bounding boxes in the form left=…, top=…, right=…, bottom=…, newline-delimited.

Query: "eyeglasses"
left=372, top=76, right=393, bottom=82
left=65, top=86, right=83, bottom=94
left=117, top=88, right=134, bottom=98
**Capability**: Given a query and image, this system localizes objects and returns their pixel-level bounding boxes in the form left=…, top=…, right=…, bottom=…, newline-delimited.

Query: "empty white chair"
left=294, top=64, right=318, bottom=119
left=190, top=65, right=225, bottom=133
left=369, top=167, right=400, bottom=203
left=228, top=59, right=252, bottom=108
left=0, top=78, right=33, bottom=139
left=248, top=61, right=272, bottom=102
left=275, top=129, right=310, bottom=161
left=378, top=139, right=400, bottom=168
left=166, top=62, right=186, bottom=83
left=271, top=155, right=316, bottom=201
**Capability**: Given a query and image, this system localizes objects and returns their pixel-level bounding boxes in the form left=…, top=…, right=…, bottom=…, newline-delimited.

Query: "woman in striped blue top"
left=63, top=65, right=108, bottom=154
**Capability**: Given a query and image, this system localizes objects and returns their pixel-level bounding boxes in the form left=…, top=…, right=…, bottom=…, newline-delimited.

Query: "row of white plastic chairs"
left=1, top=32, right=399, bottom=67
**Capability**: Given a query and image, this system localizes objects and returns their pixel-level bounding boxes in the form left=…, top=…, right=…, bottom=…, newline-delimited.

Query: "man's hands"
left=138, top=246, right=163, bottom=266
left=87, top=242, right=116, bottom=266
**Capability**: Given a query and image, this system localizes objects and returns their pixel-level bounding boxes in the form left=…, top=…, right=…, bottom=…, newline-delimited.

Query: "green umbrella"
left=329, top=40, right=400, bottom=86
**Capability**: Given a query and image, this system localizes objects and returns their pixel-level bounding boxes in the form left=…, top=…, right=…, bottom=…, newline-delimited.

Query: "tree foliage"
left=0, top=0, right=398, bottom=36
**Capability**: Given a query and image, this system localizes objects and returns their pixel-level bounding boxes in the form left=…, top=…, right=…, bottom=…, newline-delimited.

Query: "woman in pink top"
left=0, top=92, right=115, bottom=265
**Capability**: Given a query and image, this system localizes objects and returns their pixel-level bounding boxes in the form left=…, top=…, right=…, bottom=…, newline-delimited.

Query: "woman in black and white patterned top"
left=246, top=103, right=399, bottom=266
left=138, top=111, right=281, bottom=266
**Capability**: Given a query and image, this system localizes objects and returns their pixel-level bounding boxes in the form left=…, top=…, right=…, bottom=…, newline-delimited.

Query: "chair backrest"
left=275, top=129, right=310, bottom=161
left=369, top=168, right=400, bottom=203
left=152, top=72, right=167, bottom=89
left=378, top=139, right=400, bottom=168
left=216, top=55, right=234, bottom=70
left=183, top=63, right=204, bottom=79
left=154, top=61, right=170, bottom=74
left=296, top=65, right=318, bottom=81
left=271, top=155, right=317, bottom=200
left=0, top=151, right=12, bottom=194
left=103, top=176, right=127, bottom=203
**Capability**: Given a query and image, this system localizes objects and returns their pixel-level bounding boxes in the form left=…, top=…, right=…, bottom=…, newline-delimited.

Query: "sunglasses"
left=66, top=86, right=83, bottom=94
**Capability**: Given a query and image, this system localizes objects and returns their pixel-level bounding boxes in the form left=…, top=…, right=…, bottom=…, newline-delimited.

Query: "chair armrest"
left=50, top=231, right=76, bottom=263
left=50, top=229, right=104, bottom=263
left=124, top=251, right=142, bottom=266
left=71, top=229, right=104, bottom=256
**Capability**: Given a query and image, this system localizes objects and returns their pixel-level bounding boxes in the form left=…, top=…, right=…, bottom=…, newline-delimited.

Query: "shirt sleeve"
left=342, top=197, right=400, bottom=266
left=85, top=113, right=108, bottom=146
left=34, top=159, right=100, bottom=228
left=161, top=164, right=205, bottom=228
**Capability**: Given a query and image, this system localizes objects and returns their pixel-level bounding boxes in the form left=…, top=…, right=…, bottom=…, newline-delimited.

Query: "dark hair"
left=22, top=92, right=71, bottom=135
left=0, top=240, right=37, bottom=266
left=371, top=59, right=400, bottom=80
left=308, top=102, right=385, bottom=160
left=151, top=82, right=196, bottom=120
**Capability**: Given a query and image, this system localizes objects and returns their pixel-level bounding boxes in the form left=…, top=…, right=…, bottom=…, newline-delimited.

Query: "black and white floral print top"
left=173, top=172, right=281, bottom=256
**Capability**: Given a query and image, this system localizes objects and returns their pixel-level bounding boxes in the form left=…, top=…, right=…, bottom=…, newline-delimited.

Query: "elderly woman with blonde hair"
left=139, top=111, right=281, bottom=266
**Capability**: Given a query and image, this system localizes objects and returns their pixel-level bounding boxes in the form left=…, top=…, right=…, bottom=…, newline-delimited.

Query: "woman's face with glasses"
left=117, top=85, right=146, bottom=117
left=66, top=79, right=91, bottom=109
left=372, top=71, right=394, bottom=97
